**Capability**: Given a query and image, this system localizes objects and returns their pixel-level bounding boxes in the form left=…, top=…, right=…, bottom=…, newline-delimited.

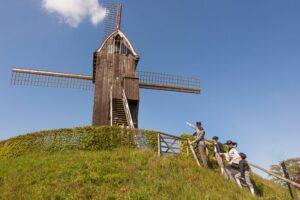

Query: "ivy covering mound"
left=0, top=126, right=157, bottom=160
left=0, top=127, right=291, bottom=200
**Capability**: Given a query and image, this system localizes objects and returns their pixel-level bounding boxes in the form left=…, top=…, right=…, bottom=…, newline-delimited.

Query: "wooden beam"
left=155, top=132, right=188, bottom=141
left=281, top=162, right=299, bottom=200
left=139, top=83, right=200, bottom=94
left=188, top=139, right=201, bottom=167
left=157, top=133, right=161, bottom=157
left=249, top=162, right=300, bottom=188
left=12, top=68, right=92, bottom=80
left=160, top=146, right=180, bottom=150
left=160, top=136, right=177, bottom=153
left=186, top=141, right=190, bottom=156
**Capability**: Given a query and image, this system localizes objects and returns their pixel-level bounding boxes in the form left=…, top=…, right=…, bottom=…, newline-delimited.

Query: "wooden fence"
left=154, top=131, right=300, bottom=191
left=156, top=132, right=201, bottom=166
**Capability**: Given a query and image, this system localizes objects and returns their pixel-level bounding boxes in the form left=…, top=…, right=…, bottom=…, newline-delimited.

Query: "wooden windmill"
left=11, top=4, right=200, bottom=128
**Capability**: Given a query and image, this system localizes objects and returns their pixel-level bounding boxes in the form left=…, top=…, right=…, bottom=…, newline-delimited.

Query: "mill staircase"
left=111, top=89, right=134, bottom=128
left=112, top=98, right=128, bottom=126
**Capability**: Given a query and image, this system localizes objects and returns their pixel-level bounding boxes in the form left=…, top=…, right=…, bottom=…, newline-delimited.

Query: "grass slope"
left=0, top=148, right=290, bottom=200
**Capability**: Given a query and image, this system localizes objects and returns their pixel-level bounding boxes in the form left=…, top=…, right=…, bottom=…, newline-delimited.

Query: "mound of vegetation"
left=0, top=126, right=157, bottom=160
left=0, top=127, right=291, bottom=200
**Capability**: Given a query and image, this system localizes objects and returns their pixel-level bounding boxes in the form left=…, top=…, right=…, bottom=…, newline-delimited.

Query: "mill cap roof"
left=96, top=30, right=138, bottom=57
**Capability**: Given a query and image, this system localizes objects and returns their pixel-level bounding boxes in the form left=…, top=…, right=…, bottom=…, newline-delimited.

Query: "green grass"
left=0, top=148, right=290, bottom=200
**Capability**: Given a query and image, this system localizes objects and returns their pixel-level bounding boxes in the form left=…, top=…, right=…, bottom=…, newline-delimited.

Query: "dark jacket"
left=239, top=159, right=250, bottom=178
left=213, top=142, right=224, bottom=155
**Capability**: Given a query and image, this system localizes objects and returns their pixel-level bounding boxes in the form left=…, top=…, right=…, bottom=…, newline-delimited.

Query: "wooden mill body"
left=92, top=30, right=140, bottom=127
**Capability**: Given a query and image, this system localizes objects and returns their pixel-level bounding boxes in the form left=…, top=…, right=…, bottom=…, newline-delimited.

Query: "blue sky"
left=0, top=0, right=299, bottom=174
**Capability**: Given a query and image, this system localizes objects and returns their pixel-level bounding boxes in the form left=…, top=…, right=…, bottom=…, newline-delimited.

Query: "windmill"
left=11, top=3, right=200, bottom=128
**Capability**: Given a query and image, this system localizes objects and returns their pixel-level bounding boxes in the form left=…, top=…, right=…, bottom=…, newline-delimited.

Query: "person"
left=222, top=140, right=241, bottom=181
left=212, top=136, right=225, bottom=174
left=234, top=153, right=256, bottom=196
left=188, top=121, right=208, bottom=167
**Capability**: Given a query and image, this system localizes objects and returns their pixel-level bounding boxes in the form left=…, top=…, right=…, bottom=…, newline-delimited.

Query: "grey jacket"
left=193, top=127, right=205, bottom=143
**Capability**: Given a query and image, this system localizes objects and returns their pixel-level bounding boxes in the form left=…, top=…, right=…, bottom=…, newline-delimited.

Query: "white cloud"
left=42, top=0, right=107, bottom=27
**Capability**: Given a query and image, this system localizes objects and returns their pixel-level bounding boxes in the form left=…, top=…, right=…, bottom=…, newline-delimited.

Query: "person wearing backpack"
left=212, top=136, right=225, bottom=175
left=235, top=153, right=256, bottom=196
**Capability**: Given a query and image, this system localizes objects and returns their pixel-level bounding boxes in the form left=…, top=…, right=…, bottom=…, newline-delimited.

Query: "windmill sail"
left=137, top=71, right=200, bottom=94
left=11, top=68, right=200, bottom=93
left=11, top=68, right=94, bottom=91
left=103, top=3, right=122, bottom=38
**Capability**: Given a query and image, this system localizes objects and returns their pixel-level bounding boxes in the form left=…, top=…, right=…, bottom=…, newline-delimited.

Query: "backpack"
left=231, top=162, right=240, bottom=170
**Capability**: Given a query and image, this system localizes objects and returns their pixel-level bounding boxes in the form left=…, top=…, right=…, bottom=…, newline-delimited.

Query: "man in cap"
left=212, top=136, right=225, bottom=174
left=187, top=121, right=208, bottom=167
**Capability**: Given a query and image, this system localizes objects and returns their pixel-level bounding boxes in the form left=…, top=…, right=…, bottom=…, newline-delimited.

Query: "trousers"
left=195, top=141, right=208, bottom=167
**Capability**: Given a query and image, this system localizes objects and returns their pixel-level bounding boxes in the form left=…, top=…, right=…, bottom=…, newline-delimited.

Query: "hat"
left=225, top=140, right=233, bottom=145
left=196, top=122, right=202, bottom=126
left=239, top=152, right=247, bottom=159
left=212, top=136, right=219, bottom=140
left=225, top=140, right=237, bottom=146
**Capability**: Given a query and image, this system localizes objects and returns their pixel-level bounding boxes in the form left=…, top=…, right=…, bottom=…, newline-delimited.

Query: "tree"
left=270, top=157, right=300, bottom=186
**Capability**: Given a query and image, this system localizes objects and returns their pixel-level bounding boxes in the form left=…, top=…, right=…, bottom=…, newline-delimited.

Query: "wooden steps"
left=112, top=98, right=128, bottom=126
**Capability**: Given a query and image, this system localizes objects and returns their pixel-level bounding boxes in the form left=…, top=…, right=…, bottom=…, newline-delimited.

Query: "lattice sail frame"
left=11, top=68, right=94, bottom=91
left=103, top=3, right=122, bottom=38
left=138, top=71, right=200, bottom=93
left=11, top=68, right=200, bottom=93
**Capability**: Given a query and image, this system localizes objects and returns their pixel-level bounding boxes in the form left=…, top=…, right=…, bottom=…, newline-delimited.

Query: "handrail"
left=135, top=129, right=188, bottom=141
left=158, top=132, right=187, bottom=140
left=249, top=162, right=300, bottom=188
left=122, top=89, right=134, bottom=128
left=110, top=85, right=113, bottom=126
left=187, top=139, right=201, bottom=166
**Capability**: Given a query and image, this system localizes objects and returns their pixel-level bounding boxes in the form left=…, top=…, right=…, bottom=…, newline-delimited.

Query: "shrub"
left=0, top=126, right=160, bottom=160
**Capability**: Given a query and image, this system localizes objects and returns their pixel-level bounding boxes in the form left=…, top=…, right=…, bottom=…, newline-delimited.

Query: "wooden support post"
left=186, top=140, right=189, bottom=156
left=281, top=162, right=299, bottom=200
left=187, top=139, right=201, bottom=167
left=157, top=133, right=161, bottom=157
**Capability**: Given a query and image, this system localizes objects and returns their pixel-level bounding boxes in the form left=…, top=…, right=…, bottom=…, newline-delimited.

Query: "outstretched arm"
left=186, top=122, right=197, bottom=130
left=186, top=122, right=198, bottom=144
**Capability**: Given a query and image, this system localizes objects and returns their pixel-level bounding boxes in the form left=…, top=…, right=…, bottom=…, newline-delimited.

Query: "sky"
left=0, top=0, right=299, bottom=175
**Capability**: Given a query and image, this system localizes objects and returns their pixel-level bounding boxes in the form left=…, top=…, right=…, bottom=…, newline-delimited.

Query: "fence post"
left=281, top=162, right=299, bottom=200
left=186, top=140, right=189, bottom=156
left=157, top=133, right=161, bottom=157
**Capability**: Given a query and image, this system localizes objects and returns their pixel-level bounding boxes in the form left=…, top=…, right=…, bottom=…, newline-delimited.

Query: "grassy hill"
left=0, top=127, right=291, bottom=200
